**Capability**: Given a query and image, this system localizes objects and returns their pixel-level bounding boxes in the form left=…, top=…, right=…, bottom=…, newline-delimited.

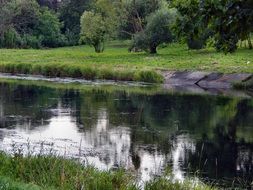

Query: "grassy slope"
left=1, top=42, right=252, bottom=73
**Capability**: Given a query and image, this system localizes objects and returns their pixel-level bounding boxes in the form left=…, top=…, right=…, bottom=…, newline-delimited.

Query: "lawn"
left=0, top=42, right=252, bottom=82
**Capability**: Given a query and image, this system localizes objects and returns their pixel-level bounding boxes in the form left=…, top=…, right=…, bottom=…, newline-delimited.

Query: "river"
left=0, top=78, right=252, bottom=188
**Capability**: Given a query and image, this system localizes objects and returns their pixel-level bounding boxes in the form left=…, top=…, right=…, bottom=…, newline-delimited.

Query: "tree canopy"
left=0, top=0, right=252, bottom=53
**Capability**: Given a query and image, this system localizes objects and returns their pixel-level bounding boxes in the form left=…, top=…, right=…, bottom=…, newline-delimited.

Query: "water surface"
left=0, top=79, right=252, bottom=188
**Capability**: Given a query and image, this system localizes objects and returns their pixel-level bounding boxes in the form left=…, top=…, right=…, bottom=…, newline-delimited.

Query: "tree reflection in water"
left=0, top=81, right=252, bottom=188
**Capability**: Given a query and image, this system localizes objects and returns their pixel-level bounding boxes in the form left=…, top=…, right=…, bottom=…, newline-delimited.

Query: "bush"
left=2, top=28, right=20, bottom=48
left=21, top=34, right=42, bottom=49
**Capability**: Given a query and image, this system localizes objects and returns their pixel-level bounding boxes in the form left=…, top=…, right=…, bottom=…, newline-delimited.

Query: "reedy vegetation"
left=0, top=152, right=217, bottom=190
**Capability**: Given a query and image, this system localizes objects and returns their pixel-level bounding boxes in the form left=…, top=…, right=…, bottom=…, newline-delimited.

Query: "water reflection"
left=0, top=81, right=252, bottom=188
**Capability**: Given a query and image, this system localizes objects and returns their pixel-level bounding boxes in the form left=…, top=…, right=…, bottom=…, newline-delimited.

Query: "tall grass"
left=0, top=62, right=164, bottom=83
left=0, top=176, right=42, bottom=190
left=0, top=152, right=217, bottom=190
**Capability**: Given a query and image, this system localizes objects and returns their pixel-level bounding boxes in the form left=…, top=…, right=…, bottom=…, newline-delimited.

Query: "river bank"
left=0, top=152, right=216, bottom=190
left=0, top=73, right=252, bottom=98
left=0, top=42, right=252, bottom=87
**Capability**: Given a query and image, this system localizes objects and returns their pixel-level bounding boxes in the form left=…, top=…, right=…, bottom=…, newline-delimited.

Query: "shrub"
left=21, top=34, right=42, bottom=49
left=3, top=28, right=20, bottom=48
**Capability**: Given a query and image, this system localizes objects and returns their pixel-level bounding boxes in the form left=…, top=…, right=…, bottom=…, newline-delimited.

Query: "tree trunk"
left=247, top=34, right=252, bottom=49
left=94, top=41, right=104, bottom=53
left=149, top=45, right=157, bottom=54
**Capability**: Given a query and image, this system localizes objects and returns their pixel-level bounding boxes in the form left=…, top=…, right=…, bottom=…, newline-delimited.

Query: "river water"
left=0, top=79, right=252, bottom=188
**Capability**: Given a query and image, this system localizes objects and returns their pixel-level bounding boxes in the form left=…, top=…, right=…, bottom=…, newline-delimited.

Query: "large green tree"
left=80, top=0, right=119, bottom=52
left=204, top=0, right=253, bottom=52
left=131, top=8, right=177, bottom=53
left=118, top=0, right=164, bottom=39
left=172, top=0, right=212, bottom=50
left=80, top=11, right=106, bottom=53
left=12, top=0, right=40, bottom=35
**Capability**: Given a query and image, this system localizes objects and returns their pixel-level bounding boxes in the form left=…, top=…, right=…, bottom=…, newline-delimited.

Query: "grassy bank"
left=0, top=152, right=217, bottom=190
left=0, top=176, right=42, bottom=190
left=0, top=42, right=252, bottom=83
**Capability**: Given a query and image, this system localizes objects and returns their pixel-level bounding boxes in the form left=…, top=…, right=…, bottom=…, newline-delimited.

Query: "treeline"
left=0, top=0, right=252, bottom=53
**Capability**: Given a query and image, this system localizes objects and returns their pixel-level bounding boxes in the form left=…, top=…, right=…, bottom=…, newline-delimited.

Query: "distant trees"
left=59, top=0, right=91, bottom=45
left=0, top=0, right=63, bottom=48
left=0, top=0, right=252, bottom=53
left=0, top=0, right=15, bottom=47
left=37, top=0, right=60, bottom=10
left=35, top=8, right=65, bottom=47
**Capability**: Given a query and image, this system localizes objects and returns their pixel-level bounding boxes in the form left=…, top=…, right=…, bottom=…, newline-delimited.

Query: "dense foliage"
left=131, top=9, right=176, bottom=53
left=0, top=0, right=252, bottom=53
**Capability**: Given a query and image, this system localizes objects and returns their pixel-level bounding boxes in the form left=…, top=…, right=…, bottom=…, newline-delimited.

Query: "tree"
left=200, top=0, right=253, bottom=52
left=131, top=9, right=177, bottom=54
left=172, top=0, right=212, bottom=50
left=35, top=8, right=65, bottom=47
left=0, top=0, right=40, bottom=48
left=80, top=11, right=106, bottom=53
left=0, top=1, right=12, bottom=35
left=36, top=0, right=60, bottom=10
left=12, top=0, right=40, bottom=35
left=80, top=0, right=119, bottom=53
left=1, top=0, right=65, bottom=48
left=118, top=0, right=164, bottom=39
left=0, top=0, right=14, bottom=46
left=59, top=0, right=91, bottom=45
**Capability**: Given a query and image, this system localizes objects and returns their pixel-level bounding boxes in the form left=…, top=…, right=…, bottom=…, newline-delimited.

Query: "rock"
left=163, top=71, right=209, bottom=86
left=197, top=73, right=252, bottom=89
left=162, top=71, right=252, bottom=89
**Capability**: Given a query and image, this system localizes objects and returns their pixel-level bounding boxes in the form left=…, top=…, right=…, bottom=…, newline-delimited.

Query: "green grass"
left=0, top=42, right=252, bottom=83
left=0, top=176, right=43, bottom=190
left=0, top=152, right=217, bottom=190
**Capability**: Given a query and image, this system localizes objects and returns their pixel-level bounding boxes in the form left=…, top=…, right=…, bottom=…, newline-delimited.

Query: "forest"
left=0, top=0, right=252, bottom=53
